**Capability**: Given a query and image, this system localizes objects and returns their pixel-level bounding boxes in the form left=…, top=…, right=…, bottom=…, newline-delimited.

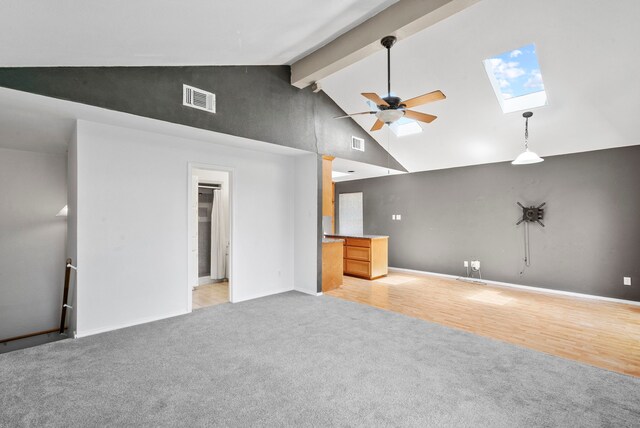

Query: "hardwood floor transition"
left=326, top=270, right=640, bottom=377
left=193, top=281, right=229, bottom=310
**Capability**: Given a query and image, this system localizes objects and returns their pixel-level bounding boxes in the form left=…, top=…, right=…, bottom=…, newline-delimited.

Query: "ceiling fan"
left=335, top=35, right=446, bottom=132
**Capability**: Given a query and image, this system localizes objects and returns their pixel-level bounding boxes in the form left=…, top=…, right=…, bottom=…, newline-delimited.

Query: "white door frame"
left=187, top=162, right=234, bottom=311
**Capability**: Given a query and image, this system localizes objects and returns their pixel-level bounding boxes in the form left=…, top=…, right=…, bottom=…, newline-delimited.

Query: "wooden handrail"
left=59, top=258, right=73, bottom=334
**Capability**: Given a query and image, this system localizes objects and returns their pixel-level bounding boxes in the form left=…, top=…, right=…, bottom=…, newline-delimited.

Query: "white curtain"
left=210, top=189, right=227, bottom=280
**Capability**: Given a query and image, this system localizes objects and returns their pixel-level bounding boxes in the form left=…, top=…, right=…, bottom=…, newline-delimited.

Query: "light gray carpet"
left=1, top=292, right=638, bottom=427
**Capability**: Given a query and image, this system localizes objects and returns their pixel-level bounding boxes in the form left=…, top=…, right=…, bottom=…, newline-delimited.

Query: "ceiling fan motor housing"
left=381, top=96, right=402, bottom=109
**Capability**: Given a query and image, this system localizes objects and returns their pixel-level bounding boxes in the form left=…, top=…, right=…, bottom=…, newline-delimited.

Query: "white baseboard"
left=231, top=286, right=294, bottom=303
left=76, top=310, right=188, bottom=338
left=389, top=267, right=640, bottom=307
left=293, top=287, right=322, bottom=296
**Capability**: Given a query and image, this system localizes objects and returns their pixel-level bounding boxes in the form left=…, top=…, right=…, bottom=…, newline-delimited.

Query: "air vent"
left=183, top=84, right=216, bottom=113
left=351, top=136, right=365, bottom=152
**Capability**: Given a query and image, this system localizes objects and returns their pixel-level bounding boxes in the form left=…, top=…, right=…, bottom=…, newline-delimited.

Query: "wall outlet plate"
left=392, top=215, right=396, bottom=220
left=624, top=277, right=632, bottom=286
left=464, top=261, right=469, bottom=267
left=397, top=214, right=401, bottom=220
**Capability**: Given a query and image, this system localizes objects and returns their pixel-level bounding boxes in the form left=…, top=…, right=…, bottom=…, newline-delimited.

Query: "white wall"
left=66, top=128, right=78, bottom=335
left=293, top=153, right=319, bottom=295
left=0, top=147, right=67, bottom=339
left=75, top=120, right=305, bottom=337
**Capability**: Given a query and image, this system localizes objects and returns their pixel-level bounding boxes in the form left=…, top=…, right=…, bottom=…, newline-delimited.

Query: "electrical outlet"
left=397, top=214, right=402, bottom=220
left=624, top=277, right=632, bottom=286
left=392, top=215, right=396, bottom=220
left=463, top=261, right=469, bottom=268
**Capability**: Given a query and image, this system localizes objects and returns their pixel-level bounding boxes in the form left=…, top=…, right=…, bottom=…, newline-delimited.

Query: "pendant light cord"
left=524, top=116, right=529, bottom=150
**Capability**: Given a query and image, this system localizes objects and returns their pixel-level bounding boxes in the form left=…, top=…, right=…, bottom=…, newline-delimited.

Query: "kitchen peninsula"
left=324, top=234, right=388, bottom=280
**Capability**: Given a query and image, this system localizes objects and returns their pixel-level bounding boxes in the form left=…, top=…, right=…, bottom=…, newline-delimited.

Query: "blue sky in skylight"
left=485, top=43, right=544, bottom=100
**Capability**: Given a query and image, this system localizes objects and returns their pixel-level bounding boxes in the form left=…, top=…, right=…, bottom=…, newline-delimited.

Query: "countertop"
left=322, top=238, right=345, bottom=244
left=325, top=234, right=389, bottom=239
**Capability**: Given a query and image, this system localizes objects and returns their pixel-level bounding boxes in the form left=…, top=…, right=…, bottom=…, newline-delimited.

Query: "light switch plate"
left=392, top=215, right=396, bottom=220
left=397, top=214, right=401, bottom=220
left=624, top=277, right=632, bottom=286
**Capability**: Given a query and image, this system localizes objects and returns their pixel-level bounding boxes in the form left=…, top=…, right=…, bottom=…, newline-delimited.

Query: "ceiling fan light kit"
left=512, top=111, right=544, bottom=165
left=336, top=35, right=446, bottom=132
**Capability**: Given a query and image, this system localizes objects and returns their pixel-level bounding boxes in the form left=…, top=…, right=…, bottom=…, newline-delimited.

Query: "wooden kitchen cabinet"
left=325, top=235, right=388, bottom=280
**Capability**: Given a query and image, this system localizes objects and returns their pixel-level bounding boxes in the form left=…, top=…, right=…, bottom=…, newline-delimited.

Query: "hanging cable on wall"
left=520, top=222, right=531, bottom=274
left=516, top=202, right=545, bottom=275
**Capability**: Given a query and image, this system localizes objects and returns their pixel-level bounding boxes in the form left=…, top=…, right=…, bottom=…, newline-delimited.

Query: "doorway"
left=190, top=167, right=232, bottom=310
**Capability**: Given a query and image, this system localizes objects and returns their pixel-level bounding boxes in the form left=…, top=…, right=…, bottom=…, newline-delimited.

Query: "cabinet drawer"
left=345, top=246, right=370, bottom=261
left=345, top=259, right=371, bottom=277
left=346, top=238, right=371, bottom=248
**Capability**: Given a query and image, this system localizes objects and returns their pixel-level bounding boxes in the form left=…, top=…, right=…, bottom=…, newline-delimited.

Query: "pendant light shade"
left=512, top=111, right=543, bottom=165
left=512, top=148, right=544, bottom=165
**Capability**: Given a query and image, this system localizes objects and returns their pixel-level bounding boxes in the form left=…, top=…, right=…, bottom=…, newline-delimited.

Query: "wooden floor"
left=327, top=271, right=640, bottom=377
left=193, top=281, right=229, bottom=310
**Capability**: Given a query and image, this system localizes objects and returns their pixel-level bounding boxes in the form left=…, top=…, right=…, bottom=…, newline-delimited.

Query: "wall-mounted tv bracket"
left=516, top=202, right=546, bottom=273
left=516, top=202, right=545, bottom=227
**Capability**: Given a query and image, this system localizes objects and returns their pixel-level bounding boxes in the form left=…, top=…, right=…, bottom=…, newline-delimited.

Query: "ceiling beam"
left=291, top=0, right=481, bottom=89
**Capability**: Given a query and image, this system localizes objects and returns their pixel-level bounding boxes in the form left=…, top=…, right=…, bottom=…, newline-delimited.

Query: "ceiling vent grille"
left=183, top=84, right=216, bottom=113
left=351, top=136, right=365, bottom=152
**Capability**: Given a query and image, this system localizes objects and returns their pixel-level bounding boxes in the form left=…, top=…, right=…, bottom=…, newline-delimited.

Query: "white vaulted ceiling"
left=1, top=0, right=638, bottom=173
left=0, top=0, right=396, bottom=66
left=321, top=0, right=640, bottom=172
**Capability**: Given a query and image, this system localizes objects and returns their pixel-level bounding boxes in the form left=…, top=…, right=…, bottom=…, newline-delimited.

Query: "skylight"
left=483, top=43, right=547, bottom=113
left=389, top=117, right=422, bottom=137
left=366, top=97, right=423, bottom=137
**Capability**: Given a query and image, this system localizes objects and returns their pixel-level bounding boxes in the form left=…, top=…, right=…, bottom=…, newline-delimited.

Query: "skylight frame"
left=483, top=43, right=548, bottom=114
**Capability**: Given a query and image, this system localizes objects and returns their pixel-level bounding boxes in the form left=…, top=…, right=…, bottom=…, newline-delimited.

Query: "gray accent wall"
left=335, top=145, right=640, bottom=302
left=0, top=66, right=405, bottom=171
left=0, top=147, right=68, bottom=340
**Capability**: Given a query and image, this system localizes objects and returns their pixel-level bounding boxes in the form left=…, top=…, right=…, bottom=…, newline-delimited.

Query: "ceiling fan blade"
left=401, top=90, right=446, bottom=109
left=370, top=119, right=385, bottom=131
left=361, top=92, right=390, bottom=107
left=334, top=111, right=376, bottom=119
left=404, top=110, right=438, bottom=123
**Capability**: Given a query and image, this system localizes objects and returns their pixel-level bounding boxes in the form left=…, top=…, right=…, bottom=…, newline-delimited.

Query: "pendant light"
left=512, top=111, right=543, bottom=165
